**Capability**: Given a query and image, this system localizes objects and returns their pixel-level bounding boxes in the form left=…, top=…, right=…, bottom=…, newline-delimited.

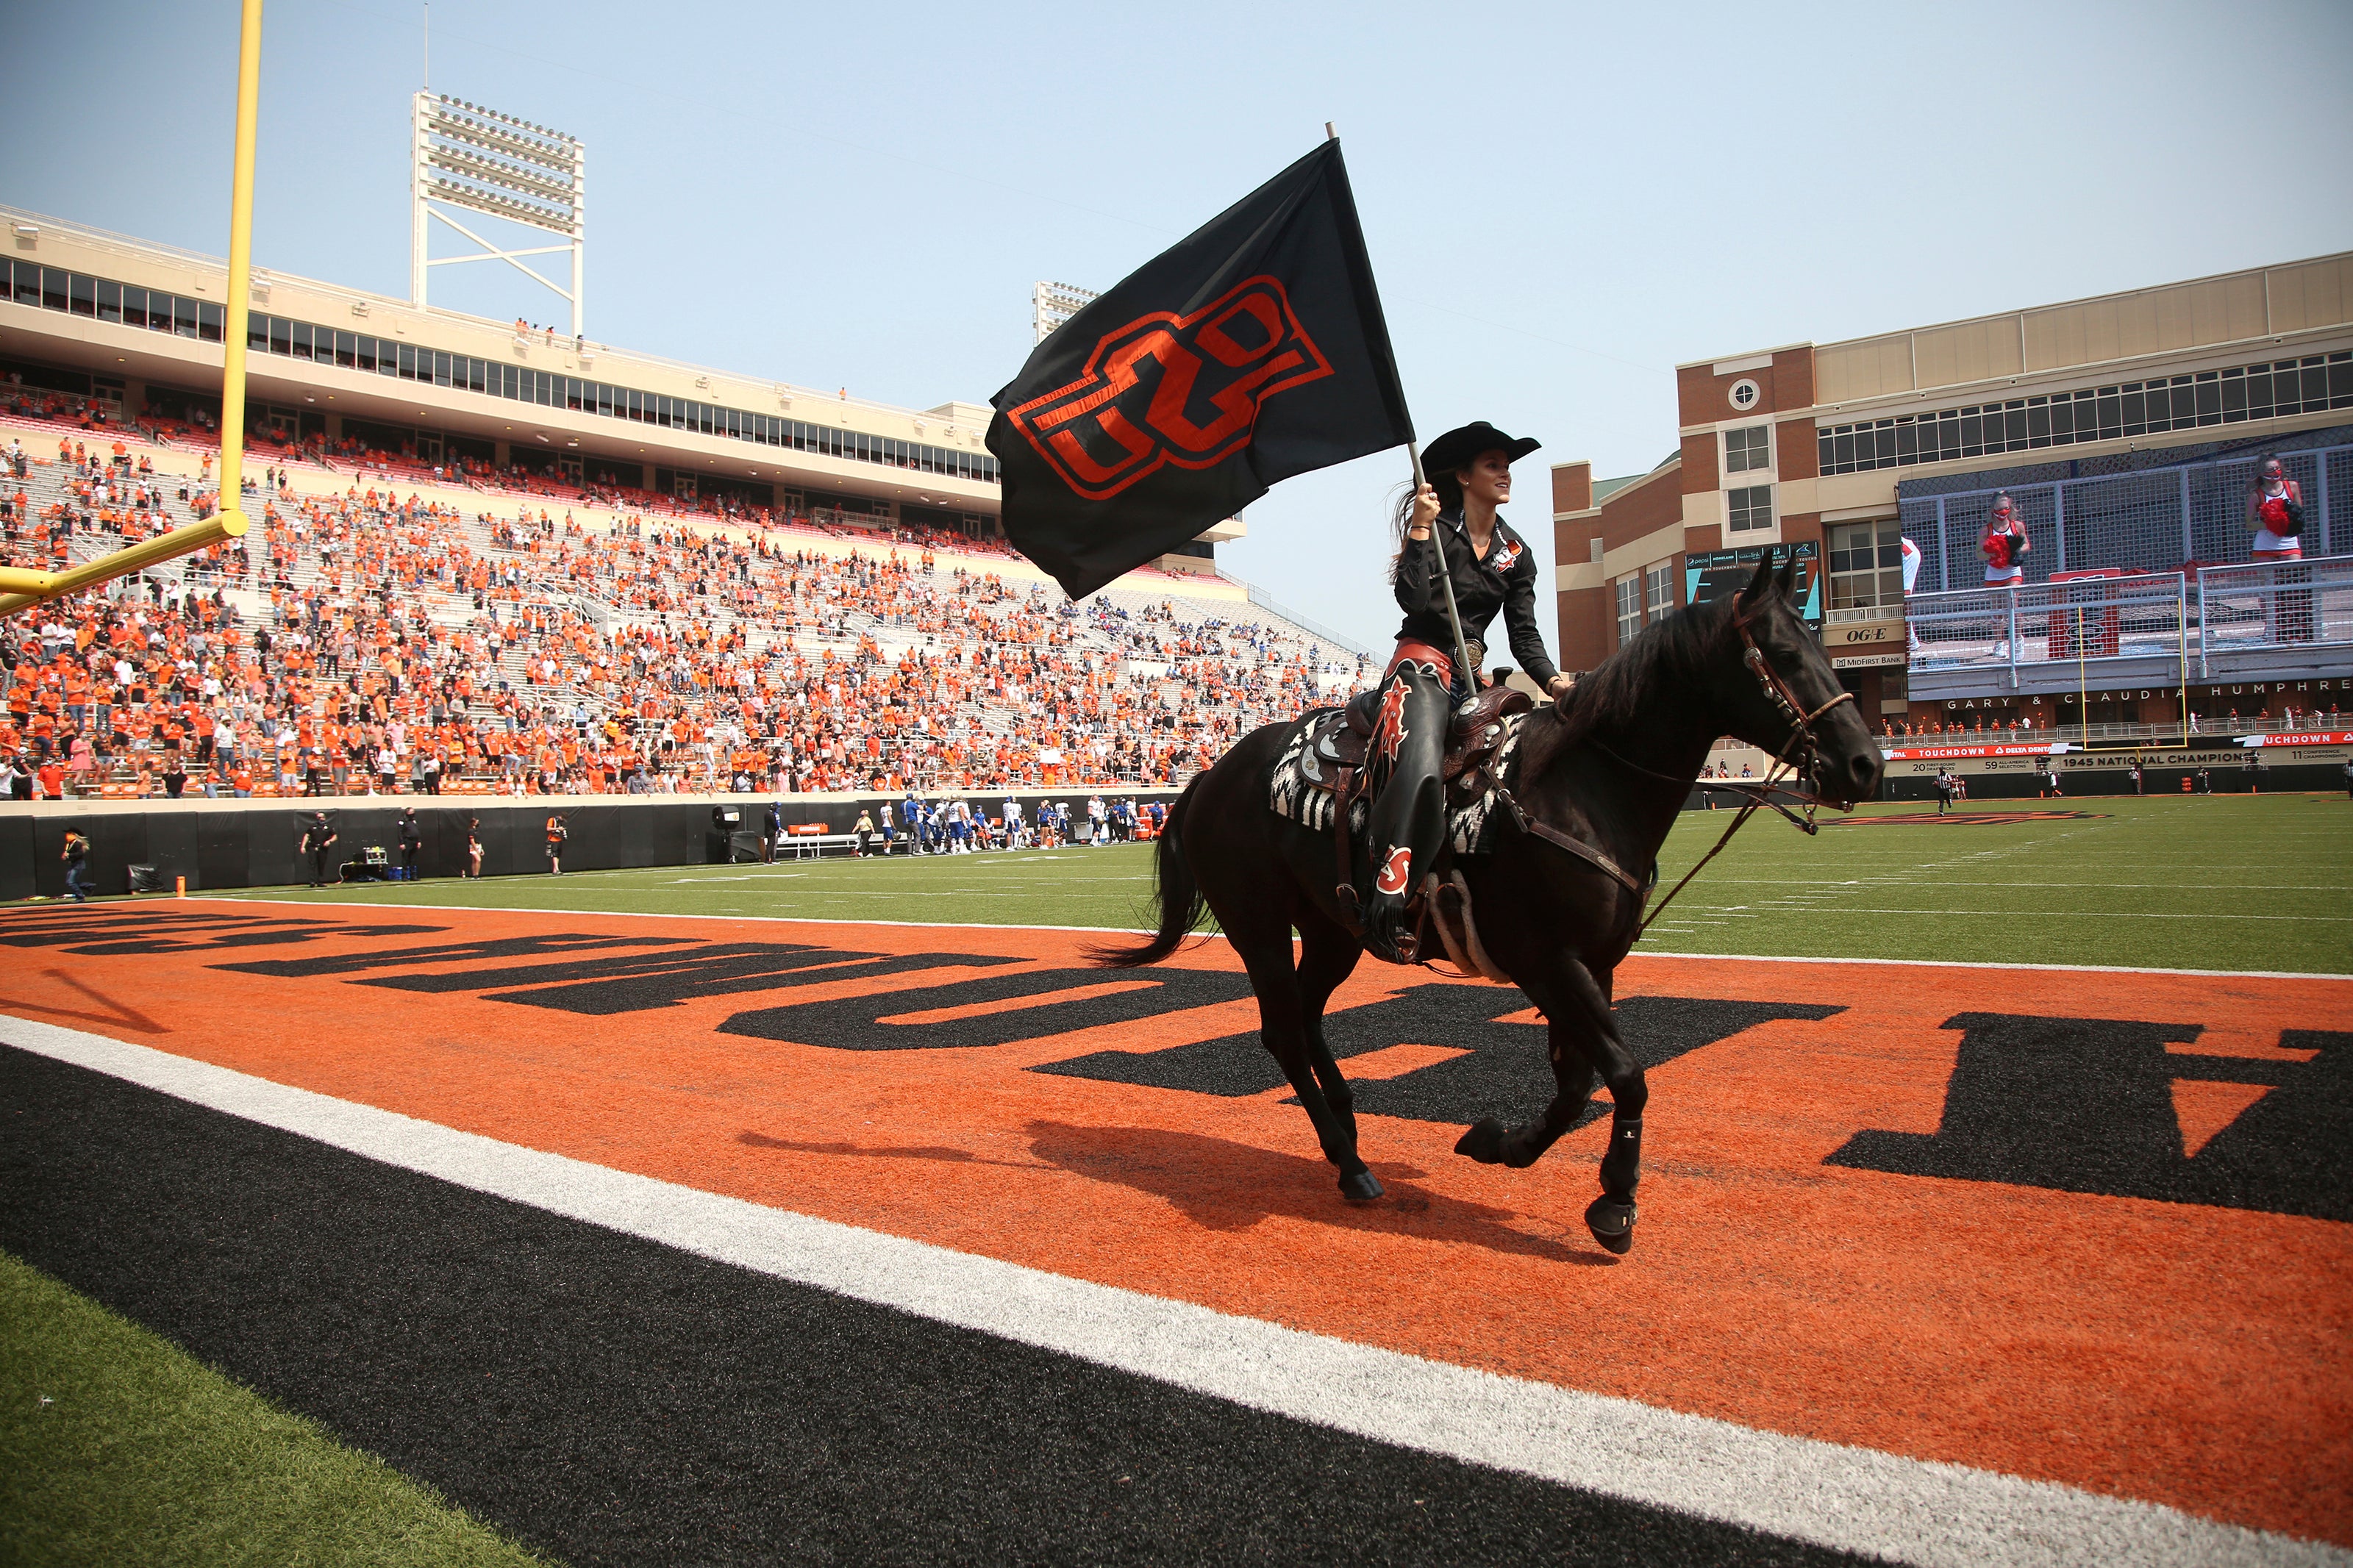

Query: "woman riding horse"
left=1365, top=421, right=1577, bottom=962
left=1096, top=540, right=1883, bottom=1250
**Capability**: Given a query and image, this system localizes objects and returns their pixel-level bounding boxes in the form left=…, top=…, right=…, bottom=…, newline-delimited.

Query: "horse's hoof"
left=1454, top=1118, right=1509, bottom=1164
left=1585, top=1195, right=1636, bottom=1256
left=1338, top=1170, right=1384, bottom=1203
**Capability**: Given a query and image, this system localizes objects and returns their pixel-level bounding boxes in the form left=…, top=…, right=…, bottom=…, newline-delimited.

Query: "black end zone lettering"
left=4, top=911, right=451, bottom=956
left=457, top=948, right=1020, bottom=1016
left=721, top=966, right=1252, bottom=1050
left=1826, top=1014, right=2348, bottom=1221
left=0, top=911, right=283, bottom=947
left=218, top=933, right=691, bottom=978
left=1035, top=991, right=1840, bottom=1126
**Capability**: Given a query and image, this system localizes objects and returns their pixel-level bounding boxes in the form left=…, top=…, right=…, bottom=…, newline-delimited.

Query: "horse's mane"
left=1537, top=592, right=1734, bottom=751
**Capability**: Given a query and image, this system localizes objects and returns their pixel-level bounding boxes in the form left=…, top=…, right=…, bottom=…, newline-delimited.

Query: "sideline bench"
left=782, top=823, right=865, bottom=860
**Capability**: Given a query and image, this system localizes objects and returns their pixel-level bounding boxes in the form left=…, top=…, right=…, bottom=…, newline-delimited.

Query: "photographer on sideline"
left=62, top=828, right=91, bottom=902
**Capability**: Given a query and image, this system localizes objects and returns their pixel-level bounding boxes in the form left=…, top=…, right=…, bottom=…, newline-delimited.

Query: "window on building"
left=1644, top=561, right=1674, bottom=621
left=1827, top=521, right=1906, bottom=616
left=10, top=256, right=1005, bottom=489
left=1724, top=424, right=1770, bottom=474
left=1815, top=351, right=2353, bottom=475
left=1615, top=575, right=1643, bottom=648
left=1727, top=484, right=1774, bottom=533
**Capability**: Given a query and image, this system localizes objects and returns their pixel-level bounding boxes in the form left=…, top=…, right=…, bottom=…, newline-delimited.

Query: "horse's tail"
left=1087, top=774, right=1207, bottom=968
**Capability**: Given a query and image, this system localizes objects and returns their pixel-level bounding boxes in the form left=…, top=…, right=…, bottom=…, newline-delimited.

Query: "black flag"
left=986, top=140, right=1413, bottom=600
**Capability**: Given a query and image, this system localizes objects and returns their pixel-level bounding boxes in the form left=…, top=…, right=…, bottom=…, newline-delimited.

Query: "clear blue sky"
left=8, top=0, right=2351, bottom=651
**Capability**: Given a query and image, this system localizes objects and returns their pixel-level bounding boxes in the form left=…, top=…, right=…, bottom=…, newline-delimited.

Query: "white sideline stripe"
left=1632, top=950, right=2353, bottom=982
left=3, top=1016, right=2339, bottom=1568
left=192, top=894, right=1145, bottom=939
left=188, top=898, right=2353, bottom=981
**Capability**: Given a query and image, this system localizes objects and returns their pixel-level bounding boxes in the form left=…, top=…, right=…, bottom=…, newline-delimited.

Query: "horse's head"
left=1715, top=550, right=1882, bottom=807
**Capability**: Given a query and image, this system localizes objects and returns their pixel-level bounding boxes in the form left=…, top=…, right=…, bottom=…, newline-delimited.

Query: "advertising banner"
left=1685, top=539, right=1822, bottom=626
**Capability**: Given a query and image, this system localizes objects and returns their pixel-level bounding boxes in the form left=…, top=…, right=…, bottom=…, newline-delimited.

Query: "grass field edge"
left=0, top=1247, right=552, bottom=1568
left=174, top=895, right=2353, bottom=981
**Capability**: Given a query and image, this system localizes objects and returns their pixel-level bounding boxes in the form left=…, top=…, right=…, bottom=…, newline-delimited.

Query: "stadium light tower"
left=1032, top=281, right=1096, bottom=345
left=411, top=93, right=586, bottom=336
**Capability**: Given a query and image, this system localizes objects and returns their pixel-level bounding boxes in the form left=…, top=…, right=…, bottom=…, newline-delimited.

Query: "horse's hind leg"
left=1230, top=919, right=1381, bottom=1203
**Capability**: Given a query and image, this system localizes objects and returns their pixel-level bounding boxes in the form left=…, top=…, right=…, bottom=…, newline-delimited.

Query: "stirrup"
left=1361, top=895, right=1420, bottom=965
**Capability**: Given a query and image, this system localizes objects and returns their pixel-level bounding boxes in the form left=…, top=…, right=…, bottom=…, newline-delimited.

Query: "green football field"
left=204, top=792, right=2353, bottom=975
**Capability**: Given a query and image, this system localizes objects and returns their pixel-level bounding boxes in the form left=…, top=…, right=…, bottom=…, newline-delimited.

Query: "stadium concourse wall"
left=0, top=790, right=1183, bottom=902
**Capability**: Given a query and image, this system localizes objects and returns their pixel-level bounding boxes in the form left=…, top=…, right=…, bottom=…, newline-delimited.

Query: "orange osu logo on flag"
left=1006, top=276, right=1335, bottom=501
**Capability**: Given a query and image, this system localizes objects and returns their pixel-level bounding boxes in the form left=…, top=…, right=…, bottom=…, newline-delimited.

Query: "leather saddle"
left=1293, top=676, right=1532, bottom=964
left=1304, top=679, right=1532, bottom=803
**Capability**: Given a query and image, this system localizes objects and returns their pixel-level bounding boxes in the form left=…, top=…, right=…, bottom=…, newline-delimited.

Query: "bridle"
left=1577, top=598, right=1857, bottom=939
left=1727, top=599, right=1857, bottom=814
left=1466, top=591, right=1865, bottom=954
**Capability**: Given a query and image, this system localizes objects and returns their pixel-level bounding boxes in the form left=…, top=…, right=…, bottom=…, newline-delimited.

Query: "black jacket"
left=1393, top=512, right=1558, bottom=689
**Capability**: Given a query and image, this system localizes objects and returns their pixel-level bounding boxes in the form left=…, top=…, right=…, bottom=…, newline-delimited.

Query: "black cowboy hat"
left=1421, top=421, right=1540, bottom=478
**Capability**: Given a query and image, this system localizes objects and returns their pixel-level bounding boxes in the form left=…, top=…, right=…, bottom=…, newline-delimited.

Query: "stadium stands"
left=0, top=392, right=1373, bottom=801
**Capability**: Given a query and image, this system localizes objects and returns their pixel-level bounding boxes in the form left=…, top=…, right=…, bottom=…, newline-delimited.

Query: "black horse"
left=1093, top=551, right=1882, bottom=1254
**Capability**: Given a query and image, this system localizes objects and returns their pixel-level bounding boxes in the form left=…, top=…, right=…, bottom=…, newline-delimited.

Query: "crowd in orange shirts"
left=1, top=412, right=1365, bottom=801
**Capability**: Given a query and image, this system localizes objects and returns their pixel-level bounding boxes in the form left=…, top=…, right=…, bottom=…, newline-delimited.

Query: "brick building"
left=1552, top=251, right=2353, bottom=731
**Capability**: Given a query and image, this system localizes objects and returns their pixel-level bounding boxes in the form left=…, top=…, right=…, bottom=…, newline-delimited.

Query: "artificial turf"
left=200, top=792, right=2353, bottom=975
left=1, top=1047, right=1867, bottom=1568
left=0, top=1247, right=547, bottom=1568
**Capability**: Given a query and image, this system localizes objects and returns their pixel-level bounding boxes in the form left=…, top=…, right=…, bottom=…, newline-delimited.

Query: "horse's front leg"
left=1461, top=951, right=1646, bottom=1255
left=1453, top=1017, right=1596, bottom=1170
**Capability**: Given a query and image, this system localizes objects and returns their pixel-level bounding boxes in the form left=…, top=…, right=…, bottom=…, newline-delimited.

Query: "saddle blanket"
left=1266, top=707, right=1528, bottom=859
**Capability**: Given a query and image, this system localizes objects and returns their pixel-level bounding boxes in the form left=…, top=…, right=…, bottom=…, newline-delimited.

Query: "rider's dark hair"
left=1388, top=468, right=1468, bottom=579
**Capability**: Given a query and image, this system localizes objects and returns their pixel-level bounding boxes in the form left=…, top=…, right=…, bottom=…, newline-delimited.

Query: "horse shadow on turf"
left=1024, top=1120, right=1608, bottom=1264
left=734, top=1126, right=1607, bottom=1264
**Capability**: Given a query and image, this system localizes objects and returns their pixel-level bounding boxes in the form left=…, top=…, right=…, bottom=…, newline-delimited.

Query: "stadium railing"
left=1905, top=554, right=2352, bottom=684
left=2193, top=557, right=2353, bottom=676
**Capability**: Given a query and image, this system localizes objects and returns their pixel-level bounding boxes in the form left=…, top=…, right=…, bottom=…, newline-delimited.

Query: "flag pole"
left=1325, top=121, right=1478, bottom=706
left=1407, top=440, right=1478, bottom=709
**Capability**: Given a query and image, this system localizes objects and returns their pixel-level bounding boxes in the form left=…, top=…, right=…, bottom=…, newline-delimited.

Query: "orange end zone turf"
left=4, top=901, right=2348, bottom=1546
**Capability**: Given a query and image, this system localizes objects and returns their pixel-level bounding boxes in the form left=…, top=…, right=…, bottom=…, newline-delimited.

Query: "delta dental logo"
left=1007, top=276, right=1334, bottom=501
